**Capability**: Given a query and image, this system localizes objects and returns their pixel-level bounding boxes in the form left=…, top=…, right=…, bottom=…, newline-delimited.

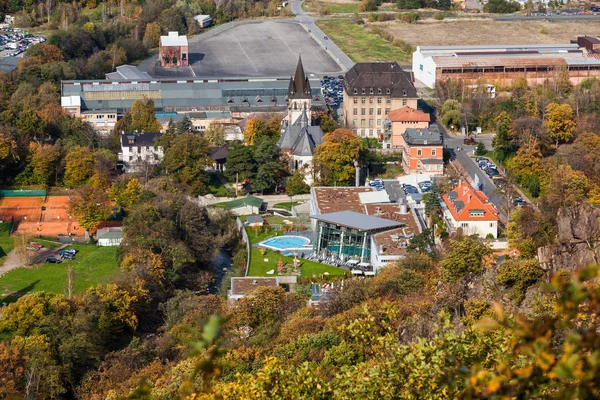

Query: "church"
left=277, top=55, right=325, bottom=185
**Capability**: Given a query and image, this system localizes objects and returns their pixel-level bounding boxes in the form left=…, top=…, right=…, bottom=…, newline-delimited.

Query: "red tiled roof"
left=442, top=181, right=498, bottom=222
left=388, top=107, right=430, bottom=122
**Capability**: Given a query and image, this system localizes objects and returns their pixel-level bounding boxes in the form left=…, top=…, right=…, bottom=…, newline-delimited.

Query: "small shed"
left=225, top=196, right=265, bottom=216
left=96, top=227, right=124, bottom=247
left=246, top=215, right=264, bottom=227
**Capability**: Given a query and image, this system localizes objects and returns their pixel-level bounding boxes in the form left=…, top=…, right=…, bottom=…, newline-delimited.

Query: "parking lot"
left=139, top=20, right=344, bottom=78
left=321, top=75, right=343, bottom=107
left=0, top=28, right=46, bottom=57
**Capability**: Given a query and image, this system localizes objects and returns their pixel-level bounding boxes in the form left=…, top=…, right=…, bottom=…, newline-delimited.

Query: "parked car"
left=403, top=185, right=418, bottom=194
left=46, top=257, right=62, bottom=263
left=30, top=242, right=43, bottom=249
left=60, top=253, right=75, bottom=260
left=514, top=196, right=524, bottom=207
left=62, top=248, right=78, bottom=255
left=26, top=245, right=39, bottom=251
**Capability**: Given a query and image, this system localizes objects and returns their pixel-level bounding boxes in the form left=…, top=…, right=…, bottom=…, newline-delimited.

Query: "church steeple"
left=288, top=54, right=311, bottom=99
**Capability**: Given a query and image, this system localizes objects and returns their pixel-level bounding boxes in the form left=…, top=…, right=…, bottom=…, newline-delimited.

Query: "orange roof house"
left=388, top=107, right=431, bottom=148
left=442, top=181, right=498, bottom=238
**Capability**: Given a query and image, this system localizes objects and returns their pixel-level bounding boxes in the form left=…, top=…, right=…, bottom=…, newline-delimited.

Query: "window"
left=461, top=223, right=468, bottom=228
left=129, top=156, right=133, bottom=161
left=369, top=108, right=373, bottom=115
left=145, top=146, right=149, bottom=151
left=377, top=97, right=382, bottom=104
left=420, top=64, right=423, bottom=71
left=378, top=88, right=382, bottom=94
left=361, top=98, right=366, bottom=104
left=97, top=115, right=104, bottom=119
left=402, top=99, right=407, bottom=106
left=362, top=88, right=366, bottom=94
left=417, top=149, right=422, bottom=156
left=377, top=108, right=381, bottom=115
left=370, top=88, right=373, bottom=94
left=369, top=98, right=373, bottom=104
left=437, top=165, right=442, bottom=170
left=172, top=57, right=177, bottom=64
left=386, top=89, right=390, bottom=94
left=361, top=108, right=366, bottom=115
left=137, top=147, right=141, bottom=153
left=369, top=119, right=373, bottom=126
left=490, top=223, right=494, bottom=228
left=431, top=149, right=436, bottom=156
left=353, top=119, right=357, bottom=127
left=354, top=89, right=358, bottom=94
left=377, top=119, right=381, bottom=126
left=361, top=119, right=366, bottom=126
left=385, top=108, right=390, bottom=114
left=369, top=129, right=374, bottom=136
left=386, top=99, right=391, bottom=104
left=353, top=108, right=358, bottom=115
left=182, top=53, right=187, bottom=60
left=353, top=98, right=358, bottom=104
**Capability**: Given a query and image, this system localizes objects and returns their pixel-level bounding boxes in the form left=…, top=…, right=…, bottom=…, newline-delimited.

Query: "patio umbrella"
left=277, top=257, right=283, bottom=272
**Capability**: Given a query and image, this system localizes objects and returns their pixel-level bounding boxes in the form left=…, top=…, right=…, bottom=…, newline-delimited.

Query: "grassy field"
left=379, top=19, right=600, bottom=47
left=0, top=223, right=14, bottom=267
left=245, top=228, right=345, bottom=277
left=272, top=201, right=301, bottom=211
left=0, top=244, right=119, bottom=303
left=206, top=172, right=234, bottom=197
left=316, top=20, right=411, bottom=63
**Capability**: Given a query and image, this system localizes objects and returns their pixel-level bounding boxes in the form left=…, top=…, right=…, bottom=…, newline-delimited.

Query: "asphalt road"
left=441, top=125, right=509, bottom=222
left=291, top=0, right=354, bottom=71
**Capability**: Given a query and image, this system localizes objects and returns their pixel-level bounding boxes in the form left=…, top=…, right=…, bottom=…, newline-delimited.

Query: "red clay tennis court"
left=0, top=195, right=83, bottom=237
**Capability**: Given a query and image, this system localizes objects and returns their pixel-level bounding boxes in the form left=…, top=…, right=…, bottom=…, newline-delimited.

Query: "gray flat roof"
left=311, top=210, right=403, bottom=231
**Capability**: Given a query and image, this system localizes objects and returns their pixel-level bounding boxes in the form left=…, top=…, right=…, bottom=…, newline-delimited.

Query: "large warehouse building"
left=413, top=37, right=600, bottom=89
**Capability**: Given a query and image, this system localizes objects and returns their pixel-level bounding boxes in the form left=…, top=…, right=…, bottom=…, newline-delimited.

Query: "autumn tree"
left=544, top=102, right=576, bottom=147
left=64, top=146, right=95, bottom=188
left=313, top=129, right=365, bottom=186
left=143, top=22, right=161, bottom=48
left=69, top=185, right=111, bottom=232
left=243, top=117, right=269, bottom=145
left=266, top=115, right=283, bottom=138
left=319, top=115, right=338, bottom=134
left=204, top=123, right=226, bottom=146
left=496, top=258, right=544, bottom=305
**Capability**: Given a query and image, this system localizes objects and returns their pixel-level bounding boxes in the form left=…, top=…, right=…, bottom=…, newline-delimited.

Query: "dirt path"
left=0, top=244, right=67, bottom=277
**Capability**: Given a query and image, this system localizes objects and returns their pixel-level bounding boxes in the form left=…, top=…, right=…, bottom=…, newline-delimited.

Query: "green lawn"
left=316, top=20, right=411, bottom=63
left=206, top=172, right=234, bottom=197
left=0, top=244, right=119, bottom=303
left=272, top=201, right=301, bottom=211
left=245, top=228, right=346, bottom=277
left=322, top=2, right=359, bottom=13
left=0, top=223, right=14, bottom=267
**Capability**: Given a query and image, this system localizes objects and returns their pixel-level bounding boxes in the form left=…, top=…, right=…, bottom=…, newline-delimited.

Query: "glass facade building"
left=311, top=211, right=403, bottom=263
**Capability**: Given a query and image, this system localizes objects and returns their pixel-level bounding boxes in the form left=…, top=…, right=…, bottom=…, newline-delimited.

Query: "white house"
left=96, top=227, right=124, bottom=246
left=118, top=131, right=164, bottom=173
left=441, top=181, right=499, bottom=238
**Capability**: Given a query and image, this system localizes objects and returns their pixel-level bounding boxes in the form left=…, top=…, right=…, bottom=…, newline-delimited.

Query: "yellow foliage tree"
left=544, top=102, right=576, bottom=148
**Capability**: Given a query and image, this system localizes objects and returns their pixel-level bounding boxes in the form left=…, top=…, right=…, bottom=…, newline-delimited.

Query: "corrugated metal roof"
left=433, top=56, right=569, bottom=68
left=311, top=210, right=403, bottom=231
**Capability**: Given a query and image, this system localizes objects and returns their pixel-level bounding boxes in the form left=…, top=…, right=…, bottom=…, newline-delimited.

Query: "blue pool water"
left=259, top=236, right=311, bottom=250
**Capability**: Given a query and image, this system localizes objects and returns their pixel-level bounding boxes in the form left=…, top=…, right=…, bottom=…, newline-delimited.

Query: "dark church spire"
left=288, top=54, right=312, bottom=99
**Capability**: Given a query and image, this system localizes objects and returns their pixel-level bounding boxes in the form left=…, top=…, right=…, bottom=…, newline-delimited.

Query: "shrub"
left=399, top=12, right=420, bottom=23
left=359, top=0, right=379, bottom=11
left=367, top=12, right=378, bottom=22
left=475, top=141, right=487, bottom=156
left=378, top=13, right=396, bottom=21
left=496, top=259, right=544, bottom=305
left=434, top=12, right=444, bottom=20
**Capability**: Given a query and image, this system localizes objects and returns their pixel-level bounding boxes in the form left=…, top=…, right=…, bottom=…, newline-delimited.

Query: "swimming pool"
left=259, top=236, right=312, bottom=251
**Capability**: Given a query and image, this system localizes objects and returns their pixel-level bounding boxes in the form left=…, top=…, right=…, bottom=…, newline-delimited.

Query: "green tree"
left=496, top=258, right=544, bottom=304
left=176, top=115, right=192, bottom=135
left=69, top=185, right=111, bottom=232
left=441, top=99, right=461, bottom=128
left=64, top=146, right=95, bottom=188
left=163, top=133, right=211, bottom=195
left=286, top=169, right=310, bottom=203
left=266, top=115, right=283, bottom=138
left=224, top=144, right=256, bottom=182
left=319, top=115, right=337, bottom=134
left=204, top=123, right=226, bottom=146
left=544, top=103, right=576, bottom=147
left=253, top=161, right=282, bottom=193
left=474, top=141, right=487, bottom=156
left=424, top=185, right=441, bottom=217
left=492, top=111, right=513, bottom=163
left=483, top=0, right=521, bottom=13
left=397, top=0, right=421, bottom=8
left=439, top=235, right=491, bottom=283
left=130, top=98, right=161, bottom=133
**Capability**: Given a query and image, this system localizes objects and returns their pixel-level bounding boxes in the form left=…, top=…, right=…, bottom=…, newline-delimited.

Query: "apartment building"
left=343, top=62, right=418, bottom=139
left=387, top=107, right=431, bottom=148
left=119, top=131, right=164, bottom=173
left=399, top=125, right=444, bottom=175
left=82, top=111, right=118, bottom=136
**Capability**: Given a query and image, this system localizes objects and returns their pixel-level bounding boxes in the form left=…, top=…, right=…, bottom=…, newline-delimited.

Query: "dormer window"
left=354, top=89, right=358, bottom=94
left=255, top=95, right=262, bottom=102
left=403, top=90, right=407, bottom=96
left=378, top=88, right=382, bottom=94
left=370, top=88, right=373, bottom=94
left=386, top=89, right=390, bottom=94
left=362, top=88, right=366, bottom=94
